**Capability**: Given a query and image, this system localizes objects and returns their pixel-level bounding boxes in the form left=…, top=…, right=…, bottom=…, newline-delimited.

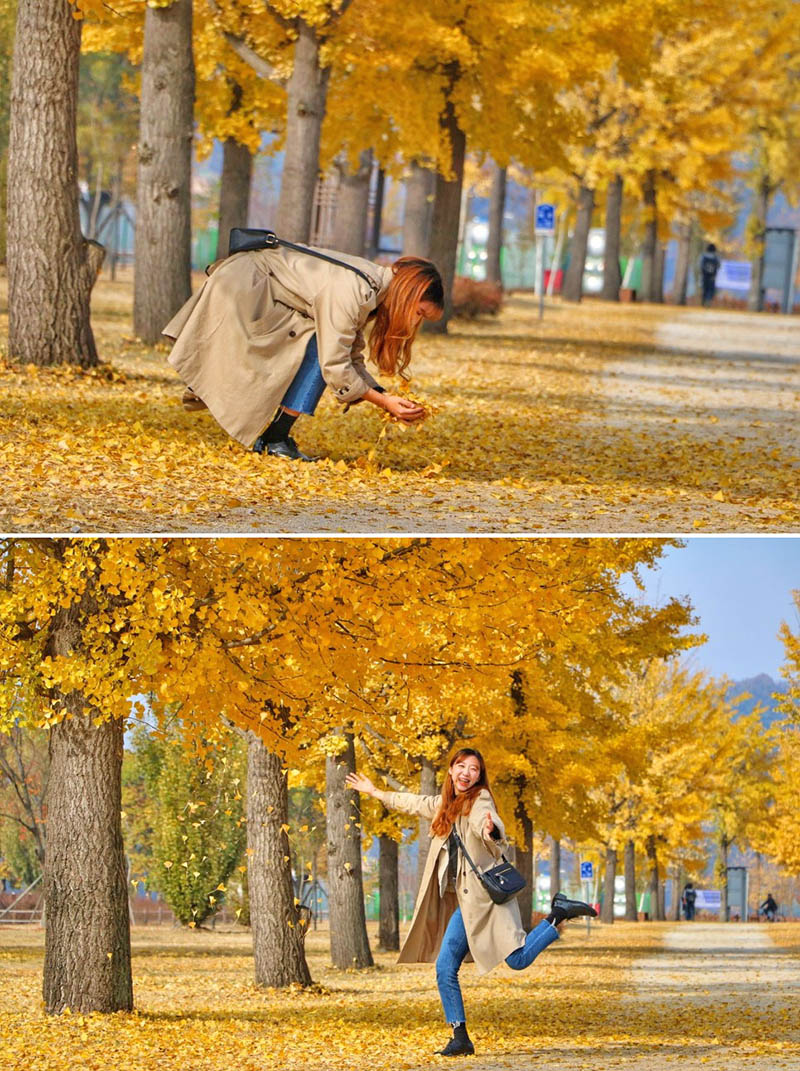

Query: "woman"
left=346, top=748, right=597, bottom=1057
left=163, top=242, right=444, bottom=461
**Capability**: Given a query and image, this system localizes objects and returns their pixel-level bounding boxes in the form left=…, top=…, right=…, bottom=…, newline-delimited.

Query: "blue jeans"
left=435, top=908, right=559, bottom=1025
left=280, top=334, right=326, bottom=415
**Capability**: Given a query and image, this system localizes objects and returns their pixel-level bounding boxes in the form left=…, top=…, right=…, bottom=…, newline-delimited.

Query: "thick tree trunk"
left=562, top=183, right=595, bottom=302
left=7, top=0, right=103, bottom=367
left=417, top=758, right=437, bottom=894
left=748, top=174, right=770, bottom=312
left=653, top=243, right=665, bottom=305
left=402, top=160, right=435, bottom=257
left=624, top=839, right=637, bottom=920
left=216, top=138, right=253, bottom=259
left=44, top=712, right=131, bottom=1013
left=549, top=837, right=561, bottom=899
left=639, top=170, right=659, bottom=303
left=332, top=149, right=372, bottom=257
left=325, top=734, right=373, bottom=969
left=672, top=221, right=692, bottom=305
left=378, top=827, right=400, bottom=951
left=426, top=68, right=466, bottom=333
left=670, top=866, right=683, bottom=921
left=247, top=735, right=312, bottom=987
left=367, top=167, right=385, bottom=259
left=601, top=845, right=617, bottom=924
left=134, top=0, right=194, bottom=344
left=515, top=802, right=534, bottom=931
left=601, top=175, right=623, bottom=301
left=485, top=163, right=507, bottom=285
left=277, top=20, right=329, bottom=243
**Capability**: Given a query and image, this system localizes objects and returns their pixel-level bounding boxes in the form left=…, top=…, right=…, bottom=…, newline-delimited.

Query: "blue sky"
left=626, top=537, right=800, bottom=681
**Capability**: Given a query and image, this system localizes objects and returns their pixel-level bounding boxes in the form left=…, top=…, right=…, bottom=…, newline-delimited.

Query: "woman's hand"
left=345, top=772, right=376, bottom=796
left=484, top=812, right=495, bottom=838
left=381, top=394, right=427, bottom=424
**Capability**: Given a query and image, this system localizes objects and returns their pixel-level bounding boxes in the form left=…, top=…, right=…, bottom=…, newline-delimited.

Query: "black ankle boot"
left=547, top=891, right=598, bottom=925
left=435, top=1023, right=475, bottom=1056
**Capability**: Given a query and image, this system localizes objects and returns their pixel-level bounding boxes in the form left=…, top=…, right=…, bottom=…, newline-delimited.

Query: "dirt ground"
left=1, top=274, right=798, bottom=534
left=1, top=920, right=798, bottom=1070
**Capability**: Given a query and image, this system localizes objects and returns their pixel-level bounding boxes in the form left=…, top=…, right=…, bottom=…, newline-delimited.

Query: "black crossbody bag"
left=451, top=827, right=526, bottom=905
left=228, top=227, right=379, bottom=292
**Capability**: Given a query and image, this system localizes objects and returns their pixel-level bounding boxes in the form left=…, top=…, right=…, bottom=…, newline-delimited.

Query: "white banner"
left=695, top=889, right=721, bottom=910
left=716, top=260, right=751, bottom=292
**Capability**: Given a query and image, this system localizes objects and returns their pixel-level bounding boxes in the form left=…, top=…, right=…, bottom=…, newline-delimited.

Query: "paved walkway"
left=462, top=924, right=800, bottom=1071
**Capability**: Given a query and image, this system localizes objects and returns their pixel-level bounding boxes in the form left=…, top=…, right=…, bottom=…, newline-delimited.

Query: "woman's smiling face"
left=450, top=754, right=482, bottom=794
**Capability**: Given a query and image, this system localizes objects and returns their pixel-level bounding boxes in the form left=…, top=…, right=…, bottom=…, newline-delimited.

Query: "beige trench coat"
left=375, top=788, right=527, bottom=975
left=163, top=245, right=395, bottom=447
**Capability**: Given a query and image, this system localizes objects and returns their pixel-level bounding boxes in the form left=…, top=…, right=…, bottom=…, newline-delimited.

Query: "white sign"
left=695, top=889, right=721, bottom=910
left=716, top=260, right=751, bottom=292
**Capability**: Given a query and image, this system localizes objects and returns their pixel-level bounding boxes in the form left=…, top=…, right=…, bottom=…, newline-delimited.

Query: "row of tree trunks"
left=332, top=149, right=373, bottom=257
left=601, top=174, right=623, bottom=301
left=485, top=163, right=507, bottom=285
left=216, top=137, right=253, bottom=259
left=246, top=734, right=313, bottom=987
left=562, top=183, right=595, bottom=302
left=133, top=0, right=194, bottom=344
left=325, top=733, right=374, bottom=969
left=6, top=0, right=103, bottom=367
left=402, top=160, right=435, bottom=257
left=426, top=64, right=467, bottom=333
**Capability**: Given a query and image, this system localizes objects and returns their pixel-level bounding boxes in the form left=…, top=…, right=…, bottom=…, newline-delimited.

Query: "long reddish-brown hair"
left=368, top=256, right=443, bottom=377
left=430, top=748, right=492, bottom=838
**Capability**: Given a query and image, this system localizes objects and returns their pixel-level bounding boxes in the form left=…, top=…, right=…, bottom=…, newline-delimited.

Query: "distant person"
left=699, top=243, right=721, bottom=307
left=682, top=881, right=697, bottom=921
left=760, top=893, right=778, bottom=921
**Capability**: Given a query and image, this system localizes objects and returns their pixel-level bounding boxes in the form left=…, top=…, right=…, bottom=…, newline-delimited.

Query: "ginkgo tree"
left=1, top=536, right=699, bottom=1013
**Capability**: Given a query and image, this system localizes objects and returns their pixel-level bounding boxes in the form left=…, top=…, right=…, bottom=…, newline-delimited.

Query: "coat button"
left=288, top=330, right=296, bottom=337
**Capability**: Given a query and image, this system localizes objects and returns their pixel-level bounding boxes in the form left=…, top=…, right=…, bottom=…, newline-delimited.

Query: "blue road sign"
left=535, top=203, right=555, bottom=234
left=580, top=861, right=594, bottom=881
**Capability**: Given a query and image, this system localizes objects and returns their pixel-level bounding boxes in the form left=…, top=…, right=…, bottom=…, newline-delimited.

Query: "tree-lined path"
left=1, top=284, right=797, bottom=533
left=1, top=921, right=799, bottom=1070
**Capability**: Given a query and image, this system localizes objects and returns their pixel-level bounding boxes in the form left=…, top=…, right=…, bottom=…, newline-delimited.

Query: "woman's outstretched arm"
left=346, top=772, right=440, bottom=820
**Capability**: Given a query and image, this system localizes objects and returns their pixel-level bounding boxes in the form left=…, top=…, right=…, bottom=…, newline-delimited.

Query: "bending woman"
left=346, top=748, right=596, bottom=1057
left=163, top=243, right=444, bottom=461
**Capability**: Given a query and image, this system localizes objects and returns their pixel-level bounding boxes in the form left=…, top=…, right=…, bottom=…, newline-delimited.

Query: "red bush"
left=451, top=276, right=503, bottom=319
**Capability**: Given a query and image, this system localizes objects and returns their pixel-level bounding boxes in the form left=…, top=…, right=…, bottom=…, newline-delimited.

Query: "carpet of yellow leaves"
left=1, top=272, right=798, bottom=533
left=1, top=921, right=799, bottom=1070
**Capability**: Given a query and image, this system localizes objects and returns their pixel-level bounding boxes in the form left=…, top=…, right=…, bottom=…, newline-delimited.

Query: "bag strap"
left=236, top=228, right=380, bottom=293
left=450, top=826, right=509, bottom=877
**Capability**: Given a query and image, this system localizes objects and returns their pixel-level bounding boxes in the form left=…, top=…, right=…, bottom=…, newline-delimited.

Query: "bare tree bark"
left=719, top=835, right=730, bottom=921
left=44, top=711, right=131, bottom=1014
left=134, top=0, right=194, bottom=344
left=549, top=837, right=561, bottom=899
left=277, top=20, right=329, bottom=242
left=378, top=824, right=400, bottom=951
left=485, top=163, right=507, bottom=285
left=624, top=839, right=637, bottom=920
left=601, top=845, right=616, bottom=924
left=416, top=757, right=437, bottom=894
left=332, top=149, right=372, bottom=257
left=217, top=138, right=253, bottom=259
left=426, top=65, right=466, bottom=333
left=325, top=733, right=373, bottom=969
left=402, top=160, right=435, bottom=257
left=562, top=183, right=595, bottom=302
left=601, top=175, right=623, bottom=301
left=672, top=220, right=692, bottom=305
left=7, top=0, right=104, bottom=367
left=247, top=734, right=312, bottom=987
